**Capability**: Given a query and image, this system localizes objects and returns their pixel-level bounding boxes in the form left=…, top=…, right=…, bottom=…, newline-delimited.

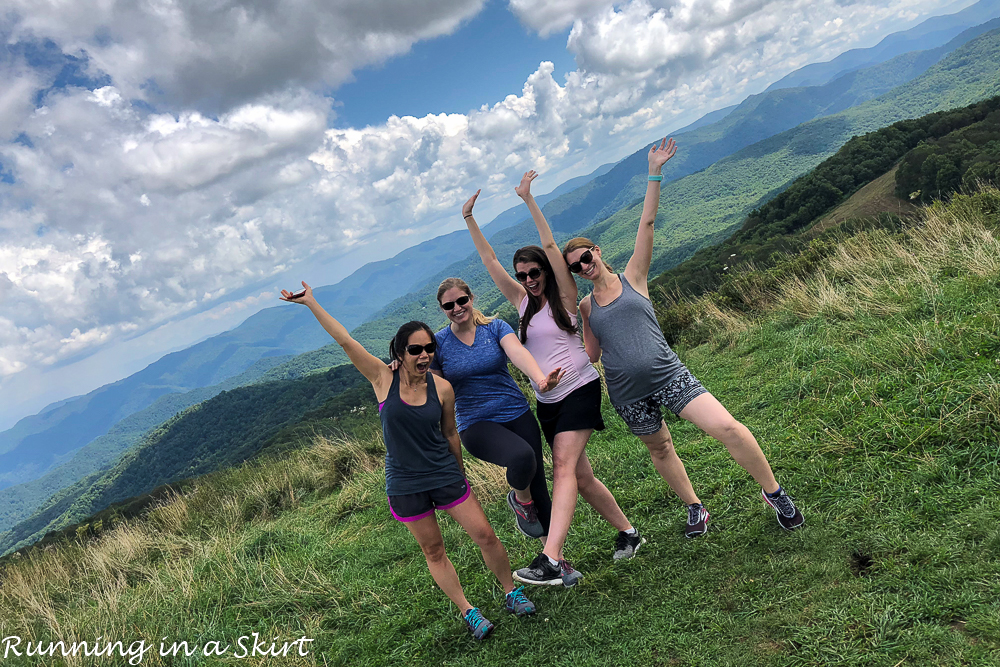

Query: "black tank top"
left=380, top=371, right=464, bottom=495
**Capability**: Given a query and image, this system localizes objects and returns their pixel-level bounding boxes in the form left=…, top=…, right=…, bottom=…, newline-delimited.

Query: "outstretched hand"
left=515, top=170, right=537, bottom=199
left=648, top=137, right=677, bottom=171
left=462, top=190, right=481, bottom=218
left=536, top=366, right=565, bottom=394
left=280, top=280, right=315, bottom=305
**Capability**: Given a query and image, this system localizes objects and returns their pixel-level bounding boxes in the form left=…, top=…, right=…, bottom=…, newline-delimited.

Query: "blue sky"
left=333, top=1, right=576, bottom=128
left=0, top=0, right=977, bottom=428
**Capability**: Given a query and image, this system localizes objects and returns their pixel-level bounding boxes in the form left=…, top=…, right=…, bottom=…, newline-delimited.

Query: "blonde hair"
left=436, top=277, right=495, bottom=326
left=562, top=237, right=613, bottom=273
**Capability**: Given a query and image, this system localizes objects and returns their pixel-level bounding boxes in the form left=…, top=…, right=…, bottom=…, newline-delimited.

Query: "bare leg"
left=638, top=422, right=701, bottom=505
left=404, top=515, right=473, bottom=613
left=541, top=430, right=588, bottom=561
left=678, top=393, right=779, bottom=493
left=444, top=491, right=516, bottom=593
left=575, top=452, right=632, bottom=533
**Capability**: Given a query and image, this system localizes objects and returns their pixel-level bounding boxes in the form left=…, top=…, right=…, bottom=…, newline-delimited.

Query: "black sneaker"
left=513, top=552, right=563, bottom=586
left=559, top=559, right=584, bottom=588
left=762, top=488, right=804, bottom=530
left=507, top=490, right=544, bottom=539
left=685, top=503, right=709, bottom=538
left=613, top=529, right=645, bottom=560
left=463, top=607, right=493, bottom=640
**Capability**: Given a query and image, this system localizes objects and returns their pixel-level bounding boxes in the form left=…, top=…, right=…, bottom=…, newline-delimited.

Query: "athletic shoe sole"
left=512, top=570, right=564, bottom=586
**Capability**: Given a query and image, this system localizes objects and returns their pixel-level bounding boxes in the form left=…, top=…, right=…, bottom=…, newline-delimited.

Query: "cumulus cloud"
left=7, top=0, right=486, bottom=112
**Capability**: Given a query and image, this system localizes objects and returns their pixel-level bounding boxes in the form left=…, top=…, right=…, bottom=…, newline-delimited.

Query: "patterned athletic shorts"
left=613, top=369, right=708, bottom=436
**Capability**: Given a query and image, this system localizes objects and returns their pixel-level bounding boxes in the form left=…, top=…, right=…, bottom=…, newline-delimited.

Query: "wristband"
left=464, top=214, right=474, bottom=219
left=648, top=175, right=663, bottom=181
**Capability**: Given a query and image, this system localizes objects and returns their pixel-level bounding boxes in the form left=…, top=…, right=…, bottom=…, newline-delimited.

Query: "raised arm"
left=281, top=281, right=391, bottom=395
left=577, top=296, right=601, bottom=363
left=462, top=190, right=525, bottom=309
left=499, top=333, right=564, bottom=393
left=624, top=137, right=676, bottom=297
left=515, top=171, right=578, bottom=313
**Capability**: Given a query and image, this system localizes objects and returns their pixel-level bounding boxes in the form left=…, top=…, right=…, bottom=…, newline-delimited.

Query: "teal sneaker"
left=464, top=607, right=494, bottom=640
left=504, top=586, right=537, bottom=616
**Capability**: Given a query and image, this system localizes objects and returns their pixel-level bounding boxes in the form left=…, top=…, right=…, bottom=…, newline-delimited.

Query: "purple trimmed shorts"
left=387, top=478, right=470, bottom=522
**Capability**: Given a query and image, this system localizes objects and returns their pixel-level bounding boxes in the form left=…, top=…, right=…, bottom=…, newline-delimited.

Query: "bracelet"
left=648, top=175, right=663, bottom=182
left=464, top=214, right=473, bottom=219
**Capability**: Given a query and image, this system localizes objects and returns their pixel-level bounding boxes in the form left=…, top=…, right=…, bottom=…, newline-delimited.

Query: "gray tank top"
left=380, top=371, right=464, bottom=495
left=587, top=274, right=685, bottom=406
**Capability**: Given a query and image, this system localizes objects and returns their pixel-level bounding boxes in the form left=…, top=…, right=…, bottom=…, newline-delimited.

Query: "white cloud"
left=7, top=0, right=486, bottom=112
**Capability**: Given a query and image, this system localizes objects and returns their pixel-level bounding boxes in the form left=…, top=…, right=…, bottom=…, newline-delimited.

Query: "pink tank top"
left=518, top=296, right=600, bottom=403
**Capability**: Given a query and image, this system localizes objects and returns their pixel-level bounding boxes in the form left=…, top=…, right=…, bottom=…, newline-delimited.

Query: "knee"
left=575, top=470, right=597, bottom=495
left=470, top=526, right=501, bottom=550
left=645, top=433, right=675, bottom=459
left=421, top=540, right=447, bottom=564
left=716, top=418, right=745, bottom=444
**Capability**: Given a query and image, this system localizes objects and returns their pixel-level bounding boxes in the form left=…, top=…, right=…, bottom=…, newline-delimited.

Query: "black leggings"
left=460, top=410, right=552, bottom=535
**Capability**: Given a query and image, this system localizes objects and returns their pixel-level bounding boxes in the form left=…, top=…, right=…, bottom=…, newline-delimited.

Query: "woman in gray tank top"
left=564, top=138, right=805, bottom=536
left=281, top=281, right=537, bottom=640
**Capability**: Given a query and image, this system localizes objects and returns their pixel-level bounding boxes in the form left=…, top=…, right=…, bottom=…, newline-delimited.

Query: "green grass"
left=2, top=192, right=1000, bottom=666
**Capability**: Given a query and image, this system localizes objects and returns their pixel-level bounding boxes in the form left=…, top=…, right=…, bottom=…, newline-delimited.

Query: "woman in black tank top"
left=282, top=281, right=537, bottom=639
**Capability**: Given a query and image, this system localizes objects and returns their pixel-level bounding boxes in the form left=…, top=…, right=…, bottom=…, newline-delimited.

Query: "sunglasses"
left=515, top=267, right=542, bottom=283
left=405, top=342, right=436, bottom=356
left=567, top=248, right=596, bottom=274
left=440, top=295, right=470, bottom=311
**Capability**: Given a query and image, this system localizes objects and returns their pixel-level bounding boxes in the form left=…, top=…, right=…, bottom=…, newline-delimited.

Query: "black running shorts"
left=535, top=377, right=606, bottom=446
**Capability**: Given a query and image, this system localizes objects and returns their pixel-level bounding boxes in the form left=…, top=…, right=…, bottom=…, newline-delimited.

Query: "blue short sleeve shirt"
left=431, top=319, right=530, bottom=432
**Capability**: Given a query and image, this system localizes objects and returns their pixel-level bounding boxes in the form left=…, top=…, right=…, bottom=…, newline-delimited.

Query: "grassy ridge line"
left=2, top=188, right=998, bottom=666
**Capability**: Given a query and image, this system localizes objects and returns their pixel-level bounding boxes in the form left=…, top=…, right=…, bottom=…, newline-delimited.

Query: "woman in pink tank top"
left=461, top=172, right=641, bottom=589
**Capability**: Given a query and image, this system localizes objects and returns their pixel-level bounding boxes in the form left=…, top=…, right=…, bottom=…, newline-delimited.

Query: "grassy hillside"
left=2, top=187, right=998, bottom=666
left=0, top=364, right=372, bottom=555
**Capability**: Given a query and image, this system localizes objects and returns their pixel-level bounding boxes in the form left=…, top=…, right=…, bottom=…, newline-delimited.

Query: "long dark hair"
left=388, top=321, right=436, bottom=362
left=512, top=246, right=576, bottom=343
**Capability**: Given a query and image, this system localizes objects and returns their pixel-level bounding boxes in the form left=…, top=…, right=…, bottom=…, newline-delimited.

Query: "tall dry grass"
left=665, top=187, right=1000, bottom=345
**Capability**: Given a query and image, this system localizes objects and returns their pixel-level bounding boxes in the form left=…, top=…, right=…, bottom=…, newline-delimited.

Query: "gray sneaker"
left=513, top=552, right=563, bottom=586
left=613, top=529, right=645, bottom=560
left=504, top=586, right=537, bottom=616
left=507, top=490, right=544, bottom=538
left=559, top=559, right=584, bottom=588
left=463, top=607, right=493, bottom=640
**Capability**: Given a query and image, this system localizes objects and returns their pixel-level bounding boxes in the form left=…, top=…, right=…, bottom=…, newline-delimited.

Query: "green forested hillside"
left=652, top=96, right=1000, bottom=299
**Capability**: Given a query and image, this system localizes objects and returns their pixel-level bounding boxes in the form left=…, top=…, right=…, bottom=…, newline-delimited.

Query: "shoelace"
left=687, top=504, right=704, bottom=526
left=771, top=492, right=797, bottom=518
left=465, top=607, right=488, bottom=630
left=522, top=500, right=538, bottom=523
left=507, top=587, right=530, bottom=606
left=559, top=559, right=577, bottom=576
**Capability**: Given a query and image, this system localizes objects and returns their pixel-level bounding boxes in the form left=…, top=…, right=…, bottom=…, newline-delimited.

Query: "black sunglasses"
left=405, top=342, right=436, bottom=356
left=567, top=248, right=596, bottom=274
left=440, top=295, right=470, bottom=311
left=515, top=267, right=542, bottom=283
